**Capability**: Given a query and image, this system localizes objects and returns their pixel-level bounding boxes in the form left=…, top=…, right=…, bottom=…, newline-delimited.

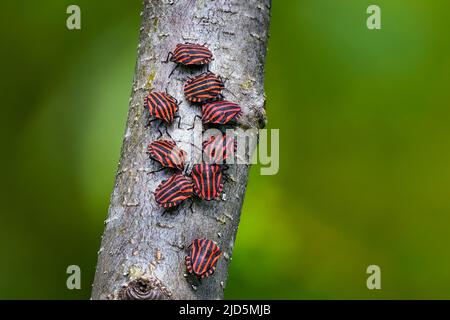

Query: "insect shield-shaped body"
left=166, top=43, right=213, bottom=66
left=203, top=134, right=237, bottom=165
left=189, top=100, right=242, bottom=130
left=184, top=72, right=224, bottom=103
left=202, top=100, right=242, bottom=125
left=145, top=91, right=179, bottom=124
left=154, top=174, right=193, bottom=208
left=191, top=164, right=224, bottom=200
left=147, top=140, right=187, bottom=171
left=185, top=238, right=222, bottom=279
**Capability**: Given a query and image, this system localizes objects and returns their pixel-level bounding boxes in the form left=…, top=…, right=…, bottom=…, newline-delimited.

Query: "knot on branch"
left=118, top=278, right=171, bottom=300
left=240, top=102, right=267, bottom=129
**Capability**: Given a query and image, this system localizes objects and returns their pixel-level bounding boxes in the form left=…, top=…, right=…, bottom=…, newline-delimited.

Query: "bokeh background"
left=1, top=0, right=450, bottom=299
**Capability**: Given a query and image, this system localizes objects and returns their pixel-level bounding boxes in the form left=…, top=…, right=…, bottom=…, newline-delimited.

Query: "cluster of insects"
left=144, top=43, right=242, bottom=281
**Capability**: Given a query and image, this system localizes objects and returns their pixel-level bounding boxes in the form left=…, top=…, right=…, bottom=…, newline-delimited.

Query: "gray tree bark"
left=91, top=0, right=271, bottom=300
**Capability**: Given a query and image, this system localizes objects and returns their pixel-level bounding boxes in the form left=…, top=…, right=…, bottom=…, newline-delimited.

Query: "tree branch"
left=91, top=0, right=271, bottom=300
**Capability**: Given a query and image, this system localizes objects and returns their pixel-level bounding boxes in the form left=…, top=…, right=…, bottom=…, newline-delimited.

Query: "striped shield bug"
left=145, top=91, right=179, bottom=124
left=144, top=91, right=182, bottom=138
left=202, top=134, right=236, bottom=165
left=184, top=72, right=224, bottom=103
left=185, top=238, right=222, bottom=279
left=147, top=140, right=187, bottom=171
left=202, top=100, right=242, bottom=124
left=163, top=43, right=213, bottom=77
left=191, top=163, right=224, bottom=200
left=154, top=174, right=194, bottom=208
left=165, top=43, right=213, bottom=66
left=190, top=100, right=242, bottom=129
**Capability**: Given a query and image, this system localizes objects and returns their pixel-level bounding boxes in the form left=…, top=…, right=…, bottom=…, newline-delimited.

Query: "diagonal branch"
left=91, top=0, right=271, bottom=300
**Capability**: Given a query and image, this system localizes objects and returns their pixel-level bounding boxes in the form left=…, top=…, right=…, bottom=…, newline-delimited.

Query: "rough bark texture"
left=91, top=0, right=271, bottom=300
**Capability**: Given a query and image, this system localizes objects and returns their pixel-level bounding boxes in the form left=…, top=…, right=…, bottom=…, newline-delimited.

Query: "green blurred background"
left=1, top=0, right=450, bottom=299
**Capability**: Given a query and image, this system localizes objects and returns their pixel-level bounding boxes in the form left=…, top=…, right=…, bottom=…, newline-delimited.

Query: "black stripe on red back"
left=145, top=92, right=178, bottom=123
left=203, top=134, right=236, bottom=164
left=184, top=72, right=224, bottom=103
left=201, top=100, right=242, bottom=124
left=191, top=164, right=224, bottom=200
left=148, top=140, right=186, bottom=170
left=190, top=238, right=222, bottom=276
left=155, top=174, right=193, bottom=208
left=172, top=43, right=213, bottom=65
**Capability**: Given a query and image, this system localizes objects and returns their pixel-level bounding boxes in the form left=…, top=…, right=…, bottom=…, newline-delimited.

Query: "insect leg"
left=188, top=198, right=194, bottom=214
left=168, top=64, right=179, bottom=78
left=185, top=256, right=194, bottom=274
left=173, top=115, right=182, bottom=129
left=206, top=268, right=215, bottom=277
left=162, top=51, right=173, bottom=63
left=182, top=163, right=188, bottom=175
left=212, top=93, right=225, bottom=102
left=148, top=166, right=166, bottom=174
left=164, top=125, right=173, bottom=140
left=222, top=172, right=231, bottom=182
left=188, top=115, right=203, bottom=130
left=145, top=118, right=159, bottom=128
left=157, top=122, right=165, bottom=139
left=221, top=165, right=231, bottom=182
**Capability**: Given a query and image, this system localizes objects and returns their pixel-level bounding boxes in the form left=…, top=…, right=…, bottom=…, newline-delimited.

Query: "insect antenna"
left=220, top=70, right=238, bottom=99
left=219, top=70, right=235, bottom=86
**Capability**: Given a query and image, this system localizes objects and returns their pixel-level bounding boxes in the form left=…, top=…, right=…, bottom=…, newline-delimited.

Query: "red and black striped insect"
left=185, top=238, right=222, bottom=279
left=202, top=100, right=242, bottom=124
left=202, top=134, right=236, bottom=165
left=191, top=163, right=224, bottom=200
left=164, top=43, right=213, bottom=66
left=184, top=72, right=224, bottom=103
left=147, top=140, right=187, bottom=171
left=145, top=91, right=179, bottom=124
left=154, top=174, right=194, bottom=208
left=190, top=100, right=242, bottom=129
left=163, top=43, right=213, bottom=77
left=144, top=91, right=182, bottom=138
